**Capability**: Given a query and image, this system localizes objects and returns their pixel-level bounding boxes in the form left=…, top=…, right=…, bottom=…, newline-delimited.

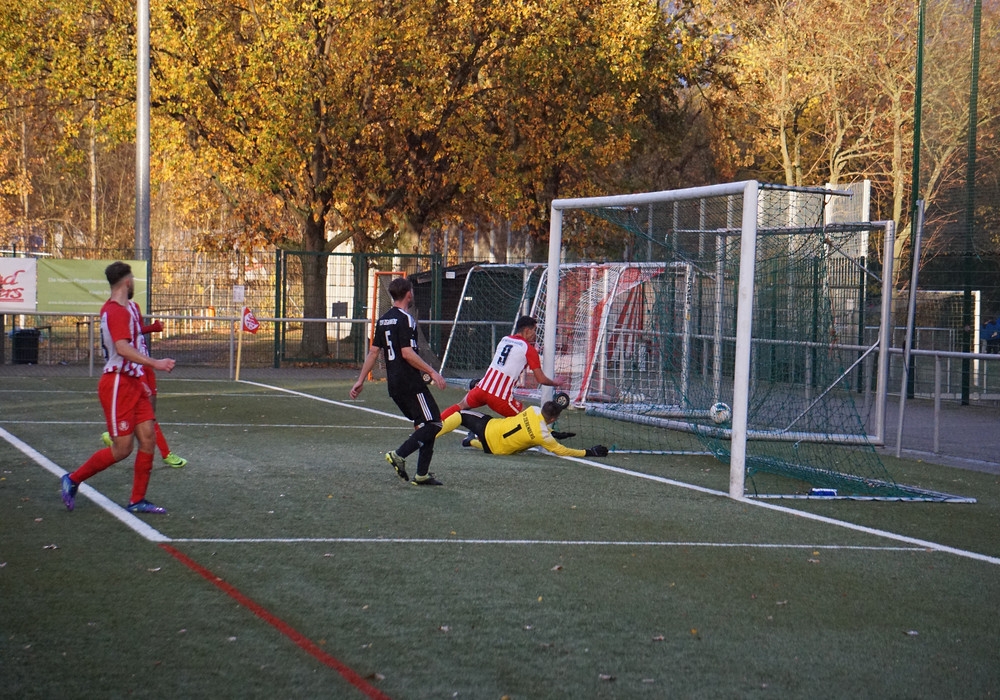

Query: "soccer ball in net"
left=709, top=402, right=732, bottom=425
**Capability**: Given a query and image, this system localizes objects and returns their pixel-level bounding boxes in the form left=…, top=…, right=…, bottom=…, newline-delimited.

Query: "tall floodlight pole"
left=909, top=0, right=925, bottom=231
left=961, top=0, right=982, bottom=406
left=135, top=0, right=151, bottom=260
left=904, top=0, right=926, bottom=399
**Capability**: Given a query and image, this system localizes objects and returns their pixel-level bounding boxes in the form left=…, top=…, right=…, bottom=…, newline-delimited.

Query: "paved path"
left=879, top=397, right=1000, bottom=474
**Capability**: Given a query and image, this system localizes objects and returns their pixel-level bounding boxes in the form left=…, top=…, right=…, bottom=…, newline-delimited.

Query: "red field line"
left=160, top=543, right=392, bottom=700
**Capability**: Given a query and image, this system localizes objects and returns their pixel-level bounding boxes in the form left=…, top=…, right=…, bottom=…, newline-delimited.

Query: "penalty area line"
left=571, top=457, right=1000, bottom=567
left=239, top=380, right=410, bottom=423
left=169, top=536, right=924, bottom=552
left=237, top=381, right=1000, bottom=568
left=2, top=423, right=388, bottom=697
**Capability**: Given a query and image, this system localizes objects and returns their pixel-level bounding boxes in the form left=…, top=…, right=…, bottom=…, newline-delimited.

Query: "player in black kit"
left=350, top=276, right=447, bottom=485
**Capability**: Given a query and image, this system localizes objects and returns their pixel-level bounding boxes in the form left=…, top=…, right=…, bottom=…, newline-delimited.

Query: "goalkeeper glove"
left=551, top=431, right=576, bottom=440
left=584, top=445, right=609, bottom=457
left=142, top=320, right=164, bottom=333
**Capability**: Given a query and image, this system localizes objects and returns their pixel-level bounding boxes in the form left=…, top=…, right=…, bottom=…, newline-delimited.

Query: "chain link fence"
left=2, top=246, right=999, bottom=402
left=0, top=247, right=439, bottom=372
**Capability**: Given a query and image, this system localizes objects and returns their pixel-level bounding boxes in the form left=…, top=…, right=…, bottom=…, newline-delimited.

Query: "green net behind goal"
left=440, top=265, right=545, bottom=382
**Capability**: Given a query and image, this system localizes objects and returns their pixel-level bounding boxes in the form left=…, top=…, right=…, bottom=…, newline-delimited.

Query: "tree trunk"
left=300, top=215, right=330, bottom=358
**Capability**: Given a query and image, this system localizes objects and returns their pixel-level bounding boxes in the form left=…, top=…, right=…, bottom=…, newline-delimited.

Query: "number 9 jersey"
left=477, top=334, right=540, bottom=401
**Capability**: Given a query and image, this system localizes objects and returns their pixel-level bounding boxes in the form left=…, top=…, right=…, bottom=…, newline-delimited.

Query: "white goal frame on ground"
left=546, top=181, right=896, bottom=500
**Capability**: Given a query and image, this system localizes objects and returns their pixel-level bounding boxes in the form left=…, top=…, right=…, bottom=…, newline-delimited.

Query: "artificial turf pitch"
left=2, top=375, right=999, bottom=698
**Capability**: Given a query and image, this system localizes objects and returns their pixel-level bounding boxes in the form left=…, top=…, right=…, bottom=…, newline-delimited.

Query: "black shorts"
left=459, top=410, right=493, bottom=453
left=390, top=387, right=441, bottom=427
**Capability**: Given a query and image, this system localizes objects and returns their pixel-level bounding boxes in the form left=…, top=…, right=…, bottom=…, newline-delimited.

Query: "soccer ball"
left=709, top=402, right=732, bottom=425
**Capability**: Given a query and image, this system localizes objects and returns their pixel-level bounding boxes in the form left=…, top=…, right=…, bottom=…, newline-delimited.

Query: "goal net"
left=439, top=264, right=545, bottom=384
left=440, top=182, right=970, bottom=501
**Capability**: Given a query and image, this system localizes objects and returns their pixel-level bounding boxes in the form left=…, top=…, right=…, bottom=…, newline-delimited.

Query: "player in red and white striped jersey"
left=60, top=262, right=176, bottom=514
left=441, top=315, right=561, bottom=421
left=99, top=301, right=188, bottom=468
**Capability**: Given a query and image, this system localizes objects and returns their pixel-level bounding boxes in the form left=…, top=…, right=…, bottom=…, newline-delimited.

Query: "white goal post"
left=545, top=181, right=896, bottom=500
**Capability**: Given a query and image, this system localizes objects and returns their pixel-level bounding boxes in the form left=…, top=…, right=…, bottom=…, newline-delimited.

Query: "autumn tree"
left=474, top=0, right=730, bottom=246
left=0, top=0, right=155, bottom=250
left=708, top=0, right=1000, bottom=285
left=915, top=0, right=1000, bottom=263
left=150, top=0, right=725, bottom=355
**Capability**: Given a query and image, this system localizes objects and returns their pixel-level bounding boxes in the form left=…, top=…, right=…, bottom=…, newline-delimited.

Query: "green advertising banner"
left=36, top=260, right=148, bottom=314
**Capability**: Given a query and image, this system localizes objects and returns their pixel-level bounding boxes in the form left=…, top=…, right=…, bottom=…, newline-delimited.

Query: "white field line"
left=0, top=389, right=91, bottom=394
left=239, top=379, right=405, bottom=422
left=171, top=537, right=923, bottom=551
left=5, top=379, right=998, bottom=566
left=0, top=425, right=169, bottom=543
left=243, top=380, right=1000, bottom=567
left=565, top=453, right=1000, bottom=566
left=0, top=418, right=928, bottom=555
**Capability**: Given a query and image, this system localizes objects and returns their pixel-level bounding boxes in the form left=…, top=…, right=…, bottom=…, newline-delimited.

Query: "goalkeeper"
left=439, top=400, right=609, bottom=459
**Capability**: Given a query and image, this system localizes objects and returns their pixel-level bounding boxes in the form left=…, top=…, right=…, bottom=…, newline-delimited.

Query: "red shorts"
left=141, top=367, right=157, bottom=395
left=99, top=372, right=155, bottom=438
left=465, top=385, right=523, bottom=417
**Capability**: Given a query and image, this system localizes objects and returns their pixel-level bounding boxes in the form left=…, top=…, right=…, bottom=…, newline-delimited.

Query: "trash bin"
left=12, top=328, right=41, bottom=364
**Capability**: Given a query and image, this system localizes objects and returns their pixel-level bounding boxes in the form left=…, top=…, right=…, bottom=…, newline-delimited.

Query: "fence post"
left=352, top=253, right=369, bottom=362
left=856, top=255, right=867, bottom=394
left=273, top=249, right=283, bottom=369
left=430, top=253, right=443, bottom=356
left=934, top=354, right=941, bottom=454
left=229, top=316, right=235, bottom=380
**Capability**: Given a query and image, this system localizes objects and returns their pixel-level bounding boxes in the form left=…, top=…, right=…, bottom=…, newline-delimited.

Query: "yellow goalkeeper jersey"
left=483, top=406, right=586, bottom=458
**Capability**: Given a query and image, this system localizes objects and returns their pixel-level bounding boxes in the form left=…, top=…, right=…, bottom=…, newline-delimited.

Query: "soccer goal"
left=438, top=264, right=545, bottom=386
left=538, top=181, right=971, bottom=501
